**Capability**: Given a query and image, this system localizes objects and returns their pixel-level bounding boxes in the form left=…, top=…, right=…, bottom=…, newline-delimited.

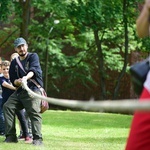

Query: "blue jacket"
left=9, top=52, right=43, bottom=92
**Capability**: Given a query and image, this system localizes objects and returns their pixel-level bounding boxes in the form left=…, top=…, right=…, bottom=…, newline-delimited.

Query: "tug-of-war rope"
left=22, top=79, right=150, bottom=113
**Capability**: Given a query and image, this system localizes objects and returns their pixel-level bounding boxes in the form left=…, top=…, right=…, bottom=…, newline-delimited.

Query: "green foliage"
left=0, top=0, right=14, bottom=21
left=47, top=44, right=97, bottom=91
left=0, top=0, right=147, bottom=99
left=67, top=0, right=126, bottom=72
left=0, top=25, right=19, bottom=56
left=28, top=0, right=99, bottom=92
left=137, top=38, right=150, bottom=53
left=67, top=0, right=122, bottom=31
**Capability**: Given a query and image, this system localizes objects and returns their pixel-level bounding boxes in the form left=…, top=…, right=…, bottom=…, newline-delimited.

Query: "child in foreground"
left=0, top=60, right=32, bottom=143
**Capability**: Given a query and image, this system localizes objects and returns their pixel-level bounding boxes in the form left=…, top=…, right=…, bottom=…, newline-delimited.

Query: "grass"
left=0, top=110, right=132, bottom=150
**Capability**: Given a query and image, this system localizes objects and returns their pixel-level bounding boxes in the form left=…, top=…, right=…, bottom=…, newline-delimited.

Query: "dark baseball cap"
left=14, top=37, right=27, bottom=48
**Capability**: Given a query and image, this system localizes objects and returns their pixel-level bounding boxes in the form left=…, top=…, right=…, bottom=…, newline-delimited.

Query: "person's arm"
left=14, top=71, right=34, bottom=86
left=9, top=59, right=19, bottom=87
left=2, top=81, right=16, bottom=90
left=136, top=0, right=150, bottom=38
left=22, top=71, right=34, bottom=80
left=27, top=53, right=42, bottom=77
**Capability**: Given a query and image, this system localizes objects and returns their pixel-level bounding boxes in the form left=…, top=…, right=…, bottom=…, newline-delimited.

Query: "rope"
left=21, top=79, right=150, bottom=113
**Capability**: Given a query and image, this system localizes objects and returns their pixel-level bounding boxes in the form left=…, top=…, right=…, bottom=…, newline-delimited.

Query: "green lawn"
left=0, top=110, right=132, bottom=150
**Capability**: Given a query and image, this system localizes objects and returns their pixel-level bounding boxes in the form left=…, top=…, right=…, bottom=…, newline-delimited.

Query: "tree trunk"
left=20, top=0, right=31, bottom=40
left=113, top=0, right=129, bottom=99
left=94, top=29, right=106, bottom=100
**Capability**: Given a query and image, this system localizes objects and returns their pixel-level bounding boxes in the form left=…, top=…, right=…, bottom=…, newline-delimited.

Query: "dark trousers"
left=3, top=89, right=42, bottom=140
left=16, top=109, right=29, bottom=137
left=0, top=96, right=4, bottom=133
left=1, top=96, right=30, bottom=137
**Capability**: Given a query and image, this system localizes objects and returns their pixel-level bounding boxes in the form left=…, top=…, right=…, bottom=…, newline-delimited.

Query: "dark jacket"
left=0, top=76, right=15, bottom=105
left=9, top=52, right=43, bottom=92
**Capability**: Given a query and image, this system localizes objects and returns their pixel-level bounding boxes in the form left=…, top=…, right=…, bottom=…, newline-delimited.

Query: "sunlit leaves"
left=0, top=0, right=15, bottom=21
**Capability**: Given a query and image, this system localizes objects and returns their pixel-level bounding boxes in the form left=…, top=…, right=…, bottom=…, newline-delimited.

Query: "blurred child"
left=0, top=60, right=32, bottom=143
left=0, top=61, right=16, bottom=137
left=0, top=59, right=4, bottom=135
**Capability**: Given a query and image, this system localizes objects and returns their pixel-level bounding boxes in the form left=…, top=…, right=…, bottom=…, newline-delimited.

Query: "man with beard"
left=3, top=37, right=43, bottom=146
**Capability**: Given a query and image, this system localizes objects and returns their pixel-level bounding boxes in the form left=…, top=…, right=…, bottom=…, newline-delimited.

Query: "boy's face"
left=2, top=65, right=9, bottom=78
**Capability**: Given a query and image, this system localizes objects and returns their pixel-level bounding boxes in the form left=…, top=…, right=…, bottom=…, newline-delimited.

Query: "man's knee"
left=3, top=102, right=9, bottom=111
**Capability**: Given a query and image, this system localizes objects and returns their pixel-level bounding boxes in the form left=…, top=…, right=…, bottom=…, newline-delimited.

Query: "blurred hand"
left=144, top=71, right=150, bottom=93
left=145, top=0, right=150, bottom=10
left=14, top=78, right=22, bottom=87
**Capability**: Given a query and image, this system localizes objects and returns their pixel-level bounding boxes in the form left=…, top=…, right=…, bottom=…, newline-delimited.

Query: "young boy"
left=0, top=61, right=16, bottom=104
left=0, top=59, right=4, bottom=135
left=0, top=60, right=32, bottom=143
left=0, top=61, right=16, bottom=136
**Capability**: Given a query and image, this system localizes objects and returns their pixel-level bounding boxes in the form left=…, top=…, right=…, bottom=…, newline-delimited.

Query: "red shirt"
left=125, top=88, right=150, bottom=150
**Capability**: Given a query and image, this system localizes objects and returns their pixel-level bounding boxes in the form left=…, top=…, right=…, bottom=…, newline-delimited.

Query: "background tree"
left=0, top=0, right=148, bottom=101
left=66, top=0, right=139, bottom=99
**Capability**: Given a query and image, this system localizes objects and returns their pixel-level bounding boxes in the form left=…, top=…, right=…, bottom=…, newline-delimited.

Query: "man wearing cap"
left=3, top=37, right=43, bottom=145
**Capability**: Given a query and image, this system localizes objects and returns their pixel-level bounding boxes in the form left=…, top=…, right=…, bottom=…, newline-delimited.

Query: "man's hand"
left=14, top=78, right=22, bottom=87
